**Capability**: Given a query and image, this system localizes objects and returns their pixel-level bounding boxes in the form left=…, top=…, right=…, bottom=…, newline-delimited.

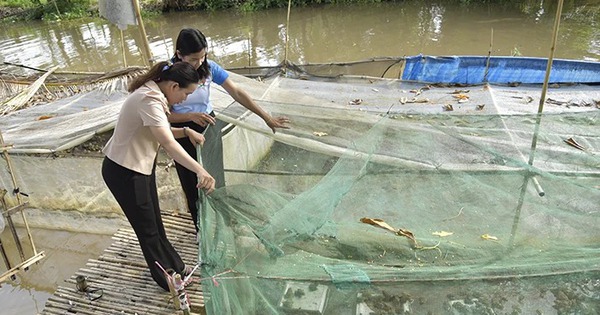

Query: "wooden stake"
left=120, top=29, right=128, bottom=68
left=283, top=0, right=292, bottom=73
left=528, top=0, right=564, bottom=166
left=483, top=28, right=493, bottom=83
left=0, top=235, right=12, bottom=271
left=0, top=190, right=26, bottom=262
left=131, top=0, right=153, bottom=66
left=0, top=130, right=37, bottom=255
left=525, top=0, right=565, bottom=197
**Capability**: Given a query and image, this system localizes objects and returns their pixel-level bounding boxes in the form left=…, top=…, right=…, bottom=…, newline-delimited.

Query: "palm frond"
left=0, top=65, right=146, bottom=115
left=0, top=66, right=58, bottom=115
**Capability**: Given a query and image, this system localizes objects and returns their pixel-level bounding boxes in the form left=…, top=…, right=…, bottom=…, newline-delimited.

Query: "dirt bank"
left=0, top=6, right=27, bottom=19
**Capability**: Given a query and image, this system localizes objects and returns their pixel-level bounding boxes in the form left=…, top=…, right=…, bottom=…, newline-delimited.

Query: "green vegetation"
left=0, top=0, right=94, bottom=20
left=0, top=0, right=597, bottom=21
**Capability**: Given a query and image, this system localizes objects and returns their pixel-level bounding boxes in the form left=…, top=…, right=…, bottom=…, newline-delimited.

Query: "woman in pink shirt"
left=102, top=61, right=214, bottom=291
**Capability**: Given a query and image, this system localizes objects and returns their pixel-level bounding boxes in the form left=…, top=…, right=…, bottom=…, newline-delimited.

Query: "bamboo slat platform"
left=41, top=211, right=207, bottom=315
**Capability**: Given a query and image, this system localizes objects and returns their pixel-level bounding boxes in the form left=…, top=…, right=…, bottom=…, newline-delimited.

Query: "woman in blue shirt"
left=169, top=28, right=289, bottom=232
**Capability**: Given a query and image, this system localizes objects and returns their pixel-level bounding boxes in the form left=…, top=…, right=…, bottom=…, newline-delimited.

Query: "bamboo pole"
left=0, top=130, right=37, bottom=256
left=507, top=0, right=566, bottom=255
left=247, top=32, right=252, bottom=67
left=119, top=29, right=128, bottom=67
left=529, top=0, right=565, bottom=162
left=0, top=234, right=12, bottom=272
left=283, top=0, right=292, bottom=73
left=483, top=28, right=493, bottom=83
left=1, top=61, right=143, bottom=77
left=525, top=0, right=565, bottom=197
left=131, top=0, right=153, bottom=66
left=0, top=251, right=45, bottom=283
left=0, top=190, right=25, bottom=262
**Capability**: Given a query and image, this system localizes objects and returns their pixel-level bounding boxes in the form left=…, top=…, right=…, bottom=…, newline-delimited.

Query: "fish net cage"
left=197, top=59, right=600, bottom=314
left=0, top=56, right=598, bottom=313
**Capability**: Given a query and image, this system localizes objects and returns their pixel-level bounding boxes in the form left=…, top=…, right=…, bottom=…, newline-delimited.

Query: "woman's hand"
left=186, top=128, right=206, bottom=146
left=196, top=169, right=215, bottom=194
left=266, top=116, right=291, bottom=133
left=189, top=112, right=216, bottom=127
left=151, top=125, right=214, bottom=193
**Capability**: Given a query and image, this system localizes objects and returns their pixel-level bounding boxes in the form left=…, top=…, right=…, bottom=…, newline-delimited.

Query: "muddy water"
left=1, top=1, right=600, bottom=314
left=1, top=225, right=115, bottom=314
left=0, top=1, right=599, bottom=74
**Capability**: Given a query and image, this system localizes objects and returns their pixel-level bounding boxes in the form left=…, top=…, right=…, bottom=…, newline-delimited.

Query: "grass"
left=1, top=0, right=588, bottom=21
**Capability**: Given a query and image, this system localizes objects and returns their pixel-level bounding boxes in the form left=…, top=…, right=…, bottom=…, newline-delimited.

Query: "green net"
left=197, top=72, right=600, bottom=314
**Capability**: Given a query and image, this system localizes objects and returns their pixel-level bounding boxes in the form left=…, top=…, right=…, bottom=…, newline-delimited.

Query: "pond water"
left=0, top=1, right=599, bottom=74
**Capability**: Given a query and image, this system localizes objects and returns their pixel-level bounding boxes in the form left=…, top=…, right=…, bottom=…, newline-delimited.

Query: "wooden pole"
left=525, top=0, right=565, bottom=197
left=131, top=0, right=153, bottom=66
left=0, top=130, right=37, bottom=255
left=283, top=0, right=292, bottom=73
left=0, top=235, right=12, bottom=272
left=483, top=28, right=493, bottom=83
left=528, top=0, right=564, bottom=166
left=120, top=29, right=128, bottom=67
left=247, top=32, right=252, bottom=67
left=0, top=190, right=26, bottom=262
left=508, top=17, right=565, bottom=240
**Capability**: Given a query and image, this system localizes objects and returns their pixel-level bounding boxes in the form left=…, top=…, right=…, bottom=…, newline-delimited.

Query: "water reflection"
left=0, top=282, right=52, bottom=314
left=426, top=4, right=444, bottom=42
left=0, top=2, right=599, bottom=73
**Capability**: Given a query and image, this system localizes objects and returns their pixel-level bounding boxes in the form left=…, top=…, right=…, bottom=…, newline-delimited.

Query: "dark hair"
left=172, top=28, right=210, bottom=80
left=128, top=61, right=200, bottom=93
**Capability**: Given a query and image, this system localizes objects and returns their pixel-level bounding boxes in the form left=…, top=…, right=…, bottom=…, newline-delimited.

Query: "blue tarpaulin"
left=402, top=55, right=600, bottom=84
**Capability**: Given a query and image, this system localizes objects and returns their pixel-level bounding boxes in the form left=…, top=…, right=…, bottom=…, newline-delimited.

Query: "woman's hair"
left=128, top=61, right=200, bottom=93
left=172, top=28, right=210, bottom=79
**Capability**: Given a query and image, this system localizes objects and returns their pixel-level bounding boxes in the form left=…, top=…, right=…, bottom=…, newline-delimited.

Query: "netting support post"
left=525, top=0, right=564, bottom=198
left=0, top=129, right=45, bottom=284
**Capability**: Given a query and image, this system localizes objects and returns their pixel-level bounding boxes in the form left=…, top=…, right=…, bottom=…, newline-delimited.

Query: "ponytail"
left=128, top=61, right=200, bottom=93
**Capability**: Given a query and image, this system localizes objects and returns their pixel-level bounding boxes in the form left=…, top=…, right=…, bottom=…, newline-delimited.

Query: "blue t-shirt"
left=172, top=59, right=229, bottom=114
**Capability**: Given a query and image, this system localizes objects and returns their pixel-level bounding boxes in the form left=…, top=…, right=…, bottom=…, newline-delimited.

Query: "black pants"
left=171, top=113, right=225, bottom=232
left=102, top=157, right=185, bottom=291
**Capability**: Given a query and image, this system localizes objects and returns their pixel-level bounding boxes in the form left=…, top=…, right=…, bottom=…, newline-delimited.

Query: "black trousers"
left=171, top=113, right=225, bottom=232
left=101, top=157, right=185, bottom=291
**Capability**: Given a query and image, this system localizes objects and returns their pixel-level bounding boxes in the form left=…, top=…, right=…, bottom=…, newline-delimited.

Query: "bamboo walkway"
left=41, top=211, right=207, bottom=315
